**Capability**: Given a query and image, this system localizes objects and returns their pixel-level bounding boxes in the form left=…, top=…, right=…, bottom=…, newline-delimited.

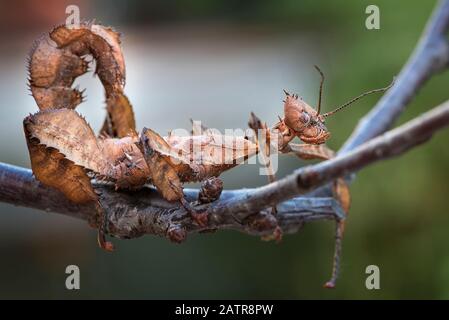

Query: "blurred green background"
left=0, top=0, right=448, bottom=299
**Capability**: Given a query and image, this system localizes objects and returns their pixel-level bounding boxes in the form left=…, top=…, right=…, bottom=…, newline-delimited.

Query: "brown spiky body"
left=25, top=23, right=351, bottom=253
left=24, top=23, right=260, bottom=249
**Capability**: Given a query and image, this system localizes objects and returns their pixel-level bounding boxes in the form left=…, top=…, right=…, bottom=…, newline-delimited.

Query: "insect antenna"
left=314, top=65, right=325, bottom=115
left=322, top=77, right=395, bottom=117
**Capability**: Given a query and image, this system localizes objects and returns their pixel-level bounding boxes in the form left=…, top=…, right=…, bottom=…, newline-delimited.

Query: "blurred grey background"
left=0, top=0, right=448, bottom=299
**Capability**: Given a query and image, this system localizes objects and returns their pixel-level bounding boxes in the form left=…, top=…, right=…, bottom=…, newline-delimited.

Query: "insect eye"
left=301, top=112, right=311, bottom=124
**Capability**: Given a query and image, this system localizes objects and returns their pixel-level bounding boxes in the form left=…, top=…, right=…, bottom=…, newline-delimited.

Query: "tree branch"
left=307, top=0, right=449, bottom=199
left=1, top=100, right=448, bottom=241
left=340, top=0, right=449, bottom=154
left=0, top=162, right=344, bottom=241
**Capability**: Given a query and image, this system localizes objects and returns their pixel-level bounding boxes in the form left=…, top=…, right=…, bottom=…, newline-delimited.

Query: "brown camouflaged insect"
left=25, top=22, right=263, bottom=251
left=24, top=23, right=390, bottom=258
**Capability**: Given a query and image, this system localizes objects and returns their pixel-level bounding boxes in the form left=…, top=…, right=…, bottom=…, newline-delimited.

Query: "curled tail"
left=24, top=22, right=140, bottom=250
left=27, top=22, right=135, bottom=138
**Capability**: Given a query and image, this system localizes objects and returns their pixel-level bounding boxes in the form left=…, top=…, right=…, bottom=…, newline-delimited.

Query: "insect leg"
left=139, top=127, right=210, bottom=227
left=281, top=143, right=335, bottom=160
left=99, top=92, right=137, bottom=138
left=198, top=177, right=223, bottom=204
left=281, top=142, right=350, bottom=287
left=249, top=112, right=283, bottom=242
left=95, top=201, right=114, bottom=252
left=24, top=113, right=114, bottom=251
left=180, top=197, right=208, bottom=227
left=324, top=219, right=344, bottom=288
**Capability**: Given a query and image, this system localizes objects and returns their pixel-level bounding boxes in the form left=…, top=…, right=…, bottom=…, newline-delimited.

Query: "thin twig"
left=340, top=0, right=449, bottom=153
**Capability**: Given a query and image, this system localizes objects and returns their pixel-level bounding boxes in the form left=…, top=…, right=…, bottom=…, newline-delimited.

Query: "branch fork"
left=2, top=0, right=449, bottom=287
